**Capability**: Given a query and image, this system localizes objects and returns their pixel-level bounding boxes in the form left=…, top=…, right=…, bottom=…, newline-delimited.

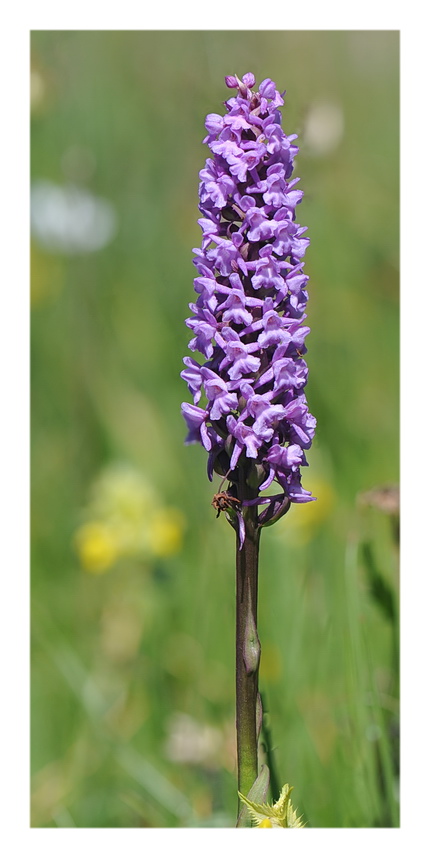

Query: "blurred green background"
left=30, top=30, right=399, bottom=828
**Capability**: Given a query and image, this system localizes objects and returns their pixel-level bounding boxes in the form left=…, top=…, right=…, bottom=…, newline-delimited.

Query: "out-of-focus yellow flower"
left=276, top=477, right=335, bottom=545
left=238, top=783, right=305, bottom=828
left=30, top=60, right=53, bottom=117
left=148, top=507, right=185, bottom=557
left=74, top=521, right=119, bottom=574
left=89, top=465, right=152, bottom=526
left=74, top=463, right=186, bottom=573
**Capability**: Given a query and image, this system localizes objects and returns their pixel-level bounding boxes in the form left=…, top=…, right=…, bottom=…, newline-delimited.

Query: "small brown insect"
left=211, top=490, right=242, bottom=519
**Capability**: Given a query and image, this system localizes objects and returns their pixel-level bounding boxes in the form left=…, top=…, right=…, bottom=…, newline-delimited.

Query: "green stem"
left=235, top=476, right=261, bottom=825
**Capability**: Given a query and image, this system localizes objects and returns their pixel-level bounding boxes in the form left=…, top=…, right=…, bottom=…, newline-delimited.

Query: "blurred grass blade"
left=36, top=625, right=194, bottom=823
left=116, top=745, right=193, bottom=822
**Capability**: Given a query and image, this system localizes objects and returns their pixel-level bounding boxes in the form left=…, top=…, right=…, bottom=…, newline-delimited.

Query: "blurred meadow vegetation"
left=31, top=30, right=399, bottom=828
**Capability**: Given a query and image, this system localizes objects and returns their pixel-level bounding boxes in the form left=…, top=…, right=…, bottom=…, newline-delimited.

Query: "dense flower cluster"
left=181, top=73, right=316, bottom=525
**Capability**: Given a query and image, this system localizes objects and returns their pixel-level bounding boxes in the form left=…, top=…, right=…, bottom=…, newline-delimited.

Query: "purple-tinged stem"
left=235, top=473, right=261, bottom=825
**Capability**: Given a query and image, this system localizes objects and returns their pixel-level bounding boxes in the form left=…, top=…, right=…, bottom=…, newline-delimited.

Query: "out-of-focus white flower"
left=303, top=101, right=344, bottom=157
left=31, top=180, right=117, bottom=254
left=163, top=713, right=224, bottom=766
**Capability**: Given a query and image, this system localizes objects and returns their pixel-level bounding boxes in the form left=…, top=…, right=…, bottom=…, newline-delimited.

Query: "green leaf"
left=236, top=765, right=270, bottom=827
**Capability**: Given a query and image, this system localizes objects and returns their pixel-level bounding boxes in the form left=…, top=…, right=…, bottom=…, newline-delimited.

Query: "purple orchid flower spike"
left=181, top=73, right=315, bottom=530
left=181, top=74, right=316, bottom=822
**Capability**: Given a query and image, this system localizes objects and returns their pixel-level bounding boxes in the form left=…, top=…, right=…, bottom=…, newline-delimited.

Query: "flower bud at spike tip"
left=181, top=74, right=316, bottom=526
